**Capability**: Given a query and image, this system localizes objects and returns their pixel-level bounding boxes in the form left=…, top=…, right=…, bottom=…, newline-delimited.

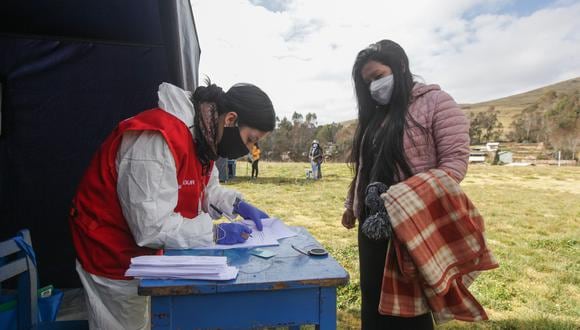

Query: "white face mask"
left=369, top=74, right=394, bottom=105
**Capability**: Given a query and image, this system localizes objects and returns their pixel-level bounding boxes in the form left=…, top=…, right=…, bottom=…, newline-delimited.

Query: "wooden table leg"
left=151, top=296, right=172, bottom=330
left=316, top=287, right=337, bottom=330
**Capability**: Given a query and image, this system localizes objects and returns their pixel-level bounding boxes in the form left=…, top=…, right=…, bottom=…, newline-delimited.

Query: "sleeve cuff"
left=163, top=213, right=214, bottom=249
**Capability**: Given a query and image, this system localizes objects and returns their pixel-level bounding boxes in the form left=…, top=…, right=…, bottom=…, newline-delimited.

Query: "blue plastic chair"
left=0, top=230, right=88, bottom=330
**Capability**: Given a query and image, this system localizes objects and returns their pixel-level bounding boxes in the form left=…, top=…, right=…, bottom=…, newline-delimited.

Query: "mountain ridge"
left=461, top=76, right=580, bottom=109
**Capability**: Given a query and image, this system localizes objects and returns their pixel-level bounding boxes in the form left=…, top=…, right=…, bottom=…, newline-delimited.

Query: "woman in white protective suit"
left=69, top=81, right=275, bottom=329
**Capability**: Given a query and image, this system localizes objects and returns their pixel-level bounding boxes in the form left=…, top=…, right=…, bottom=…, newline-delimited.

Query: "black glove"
left=361, top=182, right=393, bottom=240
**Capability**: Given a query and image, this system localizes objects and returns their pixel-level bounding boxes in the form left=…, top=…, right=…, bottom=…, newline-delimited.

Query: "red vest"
left=69, top=109, right=213, bottom=279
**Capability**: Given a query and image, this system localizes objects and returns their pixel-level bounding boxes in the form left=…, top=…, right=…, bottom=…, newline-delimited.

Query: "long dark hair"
left=192, top=79, right=275, bottom=170
left=349, top=40, right=426, bottom=216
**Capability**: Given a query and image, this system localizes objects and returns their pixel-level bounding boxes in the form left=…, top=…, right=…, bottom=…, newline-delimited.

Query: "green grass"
left=226, top=162, right=580, bottom=329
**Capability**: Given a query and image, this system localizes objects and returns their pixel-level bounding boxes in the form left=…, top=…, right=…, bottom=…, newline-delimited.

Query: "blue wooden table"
left=139, top=227, right=349, bottom=329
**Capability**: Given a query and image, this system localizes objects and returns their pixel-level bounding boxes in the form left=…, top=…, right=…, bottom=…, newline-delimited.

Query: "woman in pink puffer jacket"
left=342, top=40, right=470, bottom=329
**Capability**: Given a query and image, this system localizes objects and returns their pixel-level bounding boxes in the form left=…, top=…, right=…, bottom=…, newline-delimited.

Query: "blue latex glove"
left=216, top=223, right=252, bottom=245
left=234, top=199, right=269, bottom=231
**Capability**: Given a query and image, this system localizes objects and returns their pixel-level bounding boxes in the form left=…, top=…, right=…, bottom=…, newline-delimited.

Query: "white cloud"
left=190, top=0, right=580, bottom=124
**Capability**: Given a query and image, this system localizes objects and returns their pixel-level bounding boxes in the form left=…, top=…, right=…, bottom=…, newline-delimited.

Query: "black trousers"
left=251, top=160, right=259, bottom=178
left=358, top=224, right=434, bottom=330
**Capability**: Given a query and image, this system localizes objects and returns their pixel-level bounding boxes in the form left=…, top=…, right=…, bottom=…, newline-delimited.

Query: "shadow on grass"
left=247, top=317, right=579, bottom=330
left=336, top=312, right=579, bottom=329
left=440, top=318, right=579, bottom=330
left=225, top=176, right=312, bottom=185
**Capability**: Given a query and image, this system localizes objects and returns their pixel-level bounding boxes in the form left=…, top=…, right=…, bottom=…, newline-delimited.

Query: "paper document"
left=128, top=266, right=239, bottom=280
left=131, top=255, right=227, bottom=266
left=126, top=255, right=238, bottom=280
left=196, top=217, right=297, bottom=250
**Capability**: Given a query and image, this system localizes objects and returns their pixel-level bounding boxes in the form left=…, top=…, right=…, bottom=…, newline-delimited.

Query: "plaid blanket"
left=379, top=169, right=498, bottom=323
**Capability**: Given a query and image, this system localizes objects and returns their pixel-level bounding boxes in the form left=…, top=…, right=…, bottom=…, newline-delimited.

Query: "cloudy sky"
left=190, top=0, right=580, bottom=124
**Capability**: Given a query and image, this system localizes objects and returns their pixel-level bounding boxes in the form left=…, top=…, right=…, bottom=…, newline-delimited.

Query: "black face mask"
left=217, top=127, right=249, bottom=159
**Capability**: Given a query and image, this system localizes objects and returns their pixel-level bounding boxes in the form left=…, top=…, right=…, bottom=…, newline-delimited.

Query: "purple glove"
left=215, top=223, right=252, bottom=245
left=234, top=199, right=269, bottom=231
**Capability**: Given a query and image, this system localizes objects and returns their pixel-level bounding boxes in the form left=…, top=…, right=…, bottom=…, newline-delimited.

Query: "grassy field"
left=225, top=162, right=580, bottom=329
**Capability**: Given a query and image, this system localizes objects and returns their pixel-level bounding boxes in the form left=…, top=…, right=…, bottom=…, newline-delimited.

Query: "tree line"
left=259, top=112, right=347, bottom=162
left=469, top=90, right=579, bottom=159
left=258, top=89, right=579, bottom=162
left=508, top=90, right=579, bottom=159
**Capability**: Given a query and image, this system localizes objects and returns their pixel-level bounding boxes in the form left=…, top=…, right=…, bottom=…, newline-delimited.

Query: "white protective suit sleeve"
left=116, top=130, right=214, bottom=249
left=204, top=166, right=243, bottom=219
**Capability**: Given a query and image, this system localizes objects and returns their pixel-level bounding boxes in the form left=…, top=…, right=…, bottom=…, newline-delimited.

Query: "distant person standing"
left=251, top=143, right=261, bottom=179
left=309, top=140, right=324, bottom=179
left=216, top=157, right=228, bottom=182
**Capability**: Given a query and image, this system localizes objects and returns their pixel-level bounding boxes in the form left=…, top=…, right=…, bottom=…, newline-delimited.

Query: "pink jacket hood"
left=412, top=83, right=441, bottom=98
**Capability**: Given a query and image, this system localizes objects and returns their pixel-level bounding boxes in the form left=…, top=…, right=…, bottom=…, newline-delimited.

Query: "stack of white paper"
left=125, top=255, right=238, bottom=280
left=196, top=217, right=298, bottom=250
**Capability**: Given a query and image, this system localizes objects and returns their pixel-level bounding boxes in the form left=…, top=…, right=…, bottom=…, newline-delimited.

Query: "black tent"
left=0, top=0, right=201, bottom=287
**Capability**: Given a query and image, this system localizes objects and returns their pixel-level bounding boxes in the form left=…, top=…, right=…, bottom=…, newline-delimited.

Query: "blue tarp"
left=0, top=0, right=201, bottom=287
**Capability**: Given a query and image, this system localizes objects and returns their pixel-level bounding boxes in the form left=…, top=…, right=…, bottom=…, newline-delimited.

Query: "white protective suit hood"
left=157, top=82, right=195, bottom=128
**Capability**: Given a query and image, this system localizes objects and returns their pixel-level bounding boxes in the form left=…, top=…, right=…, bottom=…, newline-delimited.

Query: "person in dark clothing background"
left=308, top=140, right=324, bottom=179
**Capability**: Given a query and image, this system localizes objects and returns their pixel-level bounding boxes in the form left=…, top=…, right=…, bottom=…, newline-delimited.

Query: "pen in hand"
left=210, top=204, right=252, bottom=239
left=210, top=204, right=235, bottom=221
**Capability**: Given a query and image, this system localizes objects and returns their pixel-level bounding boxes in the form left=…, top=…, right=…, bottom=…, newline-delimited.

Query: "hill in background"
left=462, top=77, right=580, bottom=108
left=460, top=77, right=580, bottom=134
